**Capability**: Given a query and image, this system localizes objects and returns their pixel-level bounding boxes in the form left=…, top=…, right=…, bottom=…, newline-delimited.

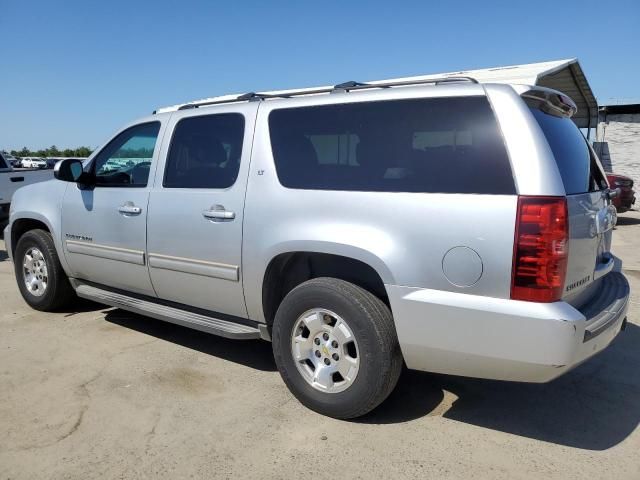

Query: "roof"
left=600, top=103, right=640, bottom=115
left=156, top=58, right=598, bottom=128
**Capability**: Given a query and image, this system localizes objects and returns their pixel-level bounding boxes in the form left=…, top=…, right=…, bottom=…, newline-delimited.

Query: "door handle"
left=118, top=202, right=142, bottom=215
left=202, top=205, right=235, bottom=221
left=10, top=176, right=25, bottom=182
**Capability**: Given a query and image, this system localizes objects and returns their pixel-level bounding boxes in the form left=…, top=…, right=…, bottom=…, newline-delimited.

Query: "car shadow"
left=59, top=297, right=640, bottom=450
left=615, top=214, right=640, bottom=226
left=358, top=322, right=640, bottom=450
left=103, top=309, right=277, bottom=372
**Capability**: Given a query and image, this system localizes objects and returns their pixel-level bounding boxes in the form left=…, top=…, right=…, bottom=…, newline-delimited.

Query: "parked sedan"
left=20, top=157, right=48, bottom=169
left=607, top=172, right=636, bottom=212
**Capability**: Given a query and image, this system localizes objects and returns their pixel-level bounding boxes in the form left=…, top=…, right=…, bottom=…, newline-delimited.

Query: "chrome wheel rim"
left=23, top=247, right=48, bottom=297
left=290, top=308, right=359, bottom=393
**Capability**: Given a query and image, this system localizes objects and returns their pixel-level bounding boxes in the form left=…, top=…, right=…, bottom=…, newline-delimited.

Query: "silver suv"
left=4, top=77, right=630, bottom=418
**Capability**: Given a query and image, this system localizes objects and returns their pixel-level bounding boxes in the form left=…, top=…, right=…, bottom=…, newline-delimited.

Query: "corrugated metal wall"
left=595, top=113, right=640, bottom=181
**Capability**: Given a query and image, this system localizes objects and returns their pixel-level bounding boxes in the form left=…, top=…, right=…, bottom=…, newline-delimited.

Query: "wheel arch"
left=261, top=249, right=392, bottom=329
left=8, top=213, right=71, bottom=275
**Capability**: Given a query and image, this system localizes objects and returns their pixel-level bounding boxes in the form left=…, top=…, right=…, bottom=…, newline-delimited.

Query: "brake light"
left=511, top=196, right=568, bottom=302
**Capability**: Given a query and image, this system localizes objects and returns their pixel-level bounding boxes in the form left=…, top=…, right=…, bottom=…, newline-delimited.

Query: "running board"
left=74, top=282, right=261, bottom=340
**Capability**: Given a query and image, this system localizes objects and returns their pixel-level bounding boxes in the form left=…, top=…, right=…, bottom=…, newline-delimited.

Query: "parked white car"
left=20, top=157, right=47, bottom=169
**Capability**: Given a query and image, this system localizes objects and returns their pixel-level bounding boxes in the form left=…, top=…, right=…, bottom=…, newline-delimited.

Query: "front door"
left=61, top=121, right=163, bottom=296
left=146, top=105, right=256, bottom=318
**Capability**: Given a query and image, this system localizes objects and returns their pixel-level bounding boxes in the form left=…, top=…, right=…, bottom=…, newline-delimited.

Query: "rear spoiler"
left=512, top=85, right=578, bottom=118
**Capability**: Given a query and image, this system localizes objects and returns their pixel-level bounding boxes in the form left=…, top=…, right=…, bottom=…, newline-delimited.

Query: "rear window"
left=268, top=97, right=515, bottom=194
left=529, top=108, right=607, bottom=194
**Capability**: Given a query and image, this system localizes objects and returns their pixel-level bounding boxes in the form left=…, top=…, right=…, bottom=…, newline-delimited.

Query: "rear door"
left=146, top=104, right=257, bottom=318
left=529, top=107, right=614, bottom=306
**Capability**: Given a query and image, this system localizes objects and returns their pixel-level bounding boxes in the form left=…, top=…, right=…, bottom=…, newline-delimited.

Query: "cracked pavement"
left=1, top=211, right=640, bottom=479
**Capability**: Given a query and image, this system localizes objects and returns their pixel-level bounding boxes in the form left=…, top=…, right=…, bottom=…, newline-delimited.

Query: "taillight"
left=511, top=196, right=568, bottom=302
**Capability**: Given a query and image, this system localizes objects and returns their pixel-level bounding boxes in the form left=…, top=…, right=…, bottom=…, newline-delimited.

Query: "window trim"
left=162, top=112, right=246, bottom=190
left=90, top=121, right=161, bottom=188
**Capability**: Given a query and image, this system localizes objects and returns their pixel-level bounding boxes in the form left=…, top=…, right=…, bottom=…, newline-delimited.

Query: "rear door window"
left=268, top=96, right=515, bottom=194
left=529, top=108, right=607, bottom=194
left=0, top=153, right=7, bottom=169
left=163, top=113, right=245, bottom=189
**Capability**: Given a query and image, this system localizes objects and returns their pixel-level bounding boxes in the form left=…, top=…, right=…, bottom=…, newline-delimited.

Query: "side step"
left=74, top=282, right=262, bottom=340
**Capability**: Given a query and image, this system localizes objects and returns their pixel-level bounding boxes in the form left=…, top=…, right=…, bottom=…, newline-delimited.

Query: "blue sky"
left=1, top=0, right=639, bottom=151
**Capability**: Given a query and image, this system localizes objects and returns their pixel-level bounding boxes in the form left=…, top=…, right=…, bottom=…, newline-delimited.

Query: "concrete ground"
left=1, top=212, right=639, bottom=480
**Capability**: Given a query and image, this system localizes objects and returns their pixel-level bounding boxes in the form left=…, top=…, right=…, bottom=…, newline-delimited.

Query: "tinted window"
left=93, top=122, right=160, bottom=187
left=268, top=97, right=514, bottom=194
left=529, top=108, right=606, bottom=194
left=164, top=113, right=245, bottom=189
left=0, top=153, right=7, bottom=169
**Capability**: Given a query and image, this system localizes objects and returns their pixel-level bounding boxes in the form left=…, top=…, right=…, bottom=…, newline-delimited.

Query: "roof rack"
left=171, top=76, right=478, bottom=111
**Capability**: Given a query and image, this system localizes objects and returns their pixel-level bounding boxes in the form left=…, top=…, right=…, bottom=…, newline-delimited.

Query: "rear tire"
left=14, top=229, right=76, bottom=311
left=272, top=277, right=403, bottom=419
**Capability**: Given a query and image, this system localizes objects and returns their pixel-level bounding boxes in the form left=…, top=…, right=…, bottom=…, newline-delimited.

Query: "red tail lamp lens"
left=511, top=196, right=569, bottom=302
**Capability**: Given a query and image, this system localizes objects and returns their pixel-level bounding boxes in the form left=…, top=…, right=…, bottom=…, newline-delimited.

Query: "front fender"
left=8, top=181, right=70, bottom=274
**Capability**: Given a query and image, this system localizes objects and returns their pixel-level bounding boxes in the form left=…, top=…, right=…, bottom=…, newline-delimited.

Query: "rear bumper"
left=387, top=271, right=630, bottom=382
left=0, top=203, right=9, bottom=221
left=3, top=221, right=12, bottom=262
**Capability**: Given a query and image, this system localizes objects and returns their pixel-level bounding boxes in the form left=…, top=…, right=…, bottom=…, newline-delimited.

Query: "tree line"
left=9, top=145, right=93, bottom=158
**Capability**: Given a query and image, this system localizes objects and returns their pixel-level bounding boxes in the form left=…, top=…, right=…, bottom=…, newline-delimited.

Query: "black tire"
left=14, top=229, right=76, bottom=311
left=272, top=277, right=403, bottom=419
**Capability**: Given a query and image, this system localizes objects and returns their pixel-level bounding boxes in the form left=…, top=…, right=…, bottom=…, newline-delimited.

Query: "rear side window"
left=268, top=97, right=514, bottom=194
left=529, top=108, right=607, bottom=194
left=0, top=153, right=7, bottom=169
left=164, top=113, right=245, bottom=189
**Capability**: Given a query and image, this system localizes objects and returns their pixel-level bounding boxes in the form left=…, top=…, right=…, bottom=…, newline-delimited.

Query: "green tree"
left=75, top=146, right=92, bottom=157
left=19, top=147, right=30, bottom=157
left=62, top=148, right=74, bottom=157
left=47, top=145, right=61, bottom=157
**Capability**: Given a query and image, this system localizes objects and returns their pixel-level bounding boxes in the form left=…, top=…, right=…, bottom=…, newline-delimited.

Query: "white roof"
left=156, top=58, right=597, bottom=128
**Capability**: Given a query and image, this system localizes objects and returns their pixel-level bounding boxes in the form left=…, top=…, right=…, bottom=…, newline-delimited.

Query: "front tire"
left=14, top=229, right=76, bottom=311
left=272, top=277, right=403, bottom=419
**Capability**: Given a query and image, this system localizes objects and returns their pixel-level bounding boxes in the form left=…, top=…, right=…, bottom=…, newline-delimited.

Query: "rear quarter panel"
left=242, top=95, right=519, bottom=323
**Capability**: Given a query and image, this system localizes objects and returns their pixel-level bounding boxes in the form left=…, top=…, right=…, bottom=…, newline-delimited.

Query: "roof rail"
left=170, top=75, right=478, bottom=112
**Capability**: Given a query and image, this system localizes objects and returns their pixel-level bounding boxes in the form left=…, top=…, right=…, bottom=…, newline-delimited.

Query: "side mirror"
left=54, top=159, right=85, bottom=183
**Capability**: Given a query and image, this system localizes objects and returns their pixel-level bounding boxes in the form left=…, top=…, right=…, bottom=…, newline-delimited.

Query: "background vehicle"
left=3, top=79, right=630, bottom=419
left=0, top=151, right=54, bottom=220
left=607, top=172, right=636, bottom=212
left=20, top=157, right=47, bottom=169
left=0, top=152, right=10, bottom=172
left=46, top=158, right=60, bottom=169
left=1, top=152, right=20, bottom=167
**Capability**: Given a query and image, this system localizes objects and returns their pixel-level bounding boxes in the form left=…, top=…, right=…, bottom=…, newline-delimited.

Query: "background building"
left=595, top=104, right=640, bottom=178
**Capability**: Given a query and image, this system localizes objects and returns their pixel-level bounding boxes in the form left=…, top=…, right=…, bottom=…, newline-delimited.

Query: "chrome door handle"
left=118, top=203, right=142, bottom=215
left=202, top=206, right=235, bottom=221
